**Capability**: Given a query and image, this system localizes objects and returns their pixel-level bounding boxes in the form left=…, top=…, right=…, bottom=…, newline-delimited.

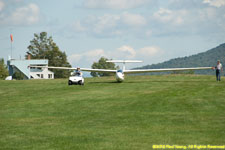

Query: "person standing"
left=214, top=60, right=223, bottom=81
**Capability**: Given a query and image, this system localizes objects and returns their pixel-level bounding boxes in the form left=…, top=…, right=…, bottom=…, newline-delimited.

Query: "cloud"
left=92, top=14, right=120, bottom=34
left=203, top=0, right=225, bottom=7
left=139, top=46, right=161, bottom=56
left=150, top=0, right=225, bottom=39
left=0, top=2, right=40, bottom=26
left=10, top=3, right=40, bottom=25
left=0, top=0, right=4, bottom=11
left=198, top=7, right=217, bottom=21
left=71, top=14, right=122, bottom=37
left=153, top=8, right=173, bottom=22
left=117, top=45, right=136, bottom=59
left=145, top=30, right=152, bottom=37
left=72, top=21, right=86, bottom=32
left=69, top=0, right=225, bottom=40
left=68, top=49, right=106, bottom=66
left=68, top=54, right=82, bottom=63
left=121, top=12, right=147, bottom=27
left=153, top=8, right=186, bottom=25
left=68, top=45, right=163, bottom=67
left=71, top=12, right=147, bottom=38
left=84, top=49, right=105, bottom=58
left=84, top=0, right=151, bottom=9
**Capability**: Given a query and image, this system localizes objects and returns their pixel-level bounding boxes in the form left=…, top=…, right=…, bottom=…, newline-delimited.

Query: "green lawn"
left=0, top=75, right=225, bottom=150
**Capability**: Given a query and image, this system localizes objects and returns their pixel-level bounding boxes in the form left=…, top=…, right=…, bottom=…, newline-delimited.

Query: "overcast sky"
left=0, top=0, right=225, bottom=68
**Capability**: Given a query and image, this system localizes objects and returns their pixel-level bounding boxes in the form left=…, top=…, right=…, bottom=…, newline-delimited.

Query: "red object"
left=10, top=34, right=13, bottom=42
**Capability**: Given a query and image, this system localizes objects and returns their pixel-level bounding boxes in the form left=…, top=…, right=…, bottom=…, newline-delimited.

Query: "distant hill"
left=135, top=43, right=225, bottom=75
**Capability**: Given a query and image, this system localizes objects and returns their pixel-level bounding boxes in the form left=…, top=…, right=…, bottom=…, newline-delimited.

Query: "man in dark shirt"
left=75, top=67, right=82, bottom=76
left=214, top=60, right=223, bottom=81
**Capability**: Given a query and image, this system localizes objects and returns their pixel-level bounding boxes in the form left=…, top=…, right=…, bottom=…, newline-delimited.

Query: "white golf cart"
left=68, top=72, right=84, bottom=85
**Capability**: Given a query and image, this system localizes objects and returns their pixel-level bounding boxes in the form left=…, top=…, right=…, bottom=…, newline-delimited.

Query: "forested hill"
left=135, top=43, right=225, bottom=75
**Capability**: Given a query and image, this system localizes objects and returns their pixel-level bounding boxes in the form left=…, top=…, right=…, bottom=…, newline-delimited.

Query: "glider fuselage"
left=115, top=70, right=124, bottom=82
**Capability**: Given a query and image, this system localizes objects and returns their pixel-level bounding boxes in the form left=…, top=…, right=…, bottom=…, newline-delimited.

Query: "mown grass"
left=0, top=75, right=225, bottom=150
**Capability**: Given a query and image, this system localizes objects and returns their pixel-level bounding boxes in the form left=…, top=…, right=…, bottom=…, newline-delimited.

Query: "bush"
left=0, top=59, right=8, bottom=80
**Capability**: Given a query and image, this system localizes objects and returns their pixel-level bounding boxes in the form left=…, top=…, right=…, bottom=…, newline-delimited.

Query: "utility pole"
left=10, top=29, right=13, bottom=59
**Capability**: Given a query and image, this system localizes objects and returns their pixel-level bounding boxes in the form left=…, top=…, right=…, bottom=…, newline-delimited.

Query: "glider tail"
left=106, top=60, right=143, bottom=71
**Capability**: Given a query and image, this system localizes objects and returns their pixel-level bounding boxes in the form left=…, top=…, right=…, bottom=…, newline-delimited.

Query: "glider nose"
left=116, top=72, right=124, bottom=82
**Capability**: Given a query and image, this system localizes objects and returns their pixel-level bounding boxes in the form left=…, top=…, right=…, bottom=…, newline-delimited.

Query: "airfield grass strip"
left=0, top=75, right=225, bottom=150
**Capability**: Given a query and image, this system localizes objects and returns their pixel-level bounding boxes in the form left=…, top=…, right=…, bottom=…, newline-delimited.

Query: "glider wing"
left=124, top=67, right=212, bottom=74
left=30, top=66, right=117, bottom=73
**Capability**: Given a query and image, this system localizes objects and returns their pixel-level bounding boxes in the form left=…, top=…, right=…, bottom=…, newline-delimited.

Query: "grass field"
left=0, top=75, right=225, bottom=150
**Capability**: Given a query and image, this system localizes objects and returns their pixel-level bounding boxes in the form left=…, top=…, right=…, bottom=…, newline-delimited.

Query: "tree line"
left=0, top=32, right=116, bottom=79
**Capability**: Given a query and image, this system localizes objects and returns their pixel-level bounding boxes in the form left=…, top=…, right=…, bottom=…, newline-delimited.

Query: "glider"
left=31, top=60, right=212, bottom=83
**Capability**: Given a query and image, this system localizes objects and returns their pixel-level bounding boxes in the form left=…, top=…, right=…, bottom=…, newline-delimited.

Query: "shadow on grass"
left=87, top=80, right=216, bottom=84
left=88, top=81, right=120, bottom=84
left=138, top=80, right=215, bottom=83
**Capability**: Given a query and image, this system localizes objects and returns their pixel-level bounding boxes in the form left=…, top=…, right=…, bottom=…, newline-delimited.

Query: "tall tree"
left=26, top=32, right=71, bottom=78
left=0, top=58, right=8, bottom=79
left=91, top=57, right=118, bottom=77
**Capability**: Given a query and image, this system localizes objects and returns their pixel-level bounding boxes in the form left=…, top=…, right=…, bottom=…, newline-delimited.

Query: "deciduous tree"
left=91, top=57, right=118, bottom=77
left=26, top=32, right=71, bottom=78
left=0, top=58, right=8, bottom=79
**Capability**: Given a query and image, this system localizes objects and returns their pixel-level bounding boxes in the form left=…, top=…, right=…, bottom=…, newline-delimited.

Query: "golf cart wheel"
left=68, top=80, right=72, bottom=85
left=78, top=80, right=82, bottom=85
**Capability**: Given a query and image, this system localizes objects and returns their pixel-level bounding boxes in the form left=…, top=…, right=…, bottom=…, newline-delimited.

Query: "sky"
left=0, top=0, right=225, bottom=69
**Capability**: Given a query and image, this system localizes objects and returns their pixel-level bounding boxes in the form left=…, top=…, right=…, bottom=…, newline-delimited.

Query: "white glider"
left=30, top=60, right=212, bottom=82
